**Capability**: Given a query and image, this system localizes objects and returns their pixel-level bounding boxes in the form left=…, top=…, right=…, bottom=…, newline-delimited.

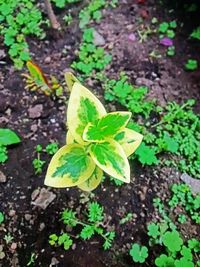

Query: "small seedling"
left=137, top=26, right=156, bottom=43
left=45, top=143, right=59, bottom=155
left=167, top=46, right=175, bottom=56
left=151, top=17, right=158, bottom=24
left=149, top=50, right=162, bottom=59
left=33, top=142, right=59, bottom=174
left=119, top=213, right=133, bottom=224
left=33, top=145, right=45, bottom=174
left=63, top=14, right=72, bottom=25
left=191, top=26, right=200, bottom=40
left=178, top=214, right=187, bottom=224
left=185, top=59, right=198, bottom=71
left=49, top=233, right=73, bottom=250
left=27, top=252, right=37, bottom=266
left=4, top=233, right=14, bottom=244
left=158, top=21, right=177, bottom=39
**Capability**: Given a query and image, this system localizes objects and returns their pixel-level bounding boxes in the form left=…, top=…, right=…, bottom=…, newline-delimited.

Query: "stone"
left=31, top=188, right=40, bottom=200
left=30, top=124, right=38, bottom=132
left=50, top=257, right=59, bottom=266
left=44, top=56, right=51, bottom=64
left=135, top=77, right=153, bottom=87
left=0, top=171, right=6, bottom=183
left=93, top=30, right=105, bottom=46
left=9, top=210, right=16, bottom=217
left=24, top=214, right=32, bottom=221
left=28, top=104, right=43, bottom=119
left=0, top=50, right=6, bottom=59
left=10, top=242, right=17, bottom=251
left=128, top=33, right=136, bottom=42
left=0, top=251, right=5, bottom=260
left=180, top=173, right=200, bottom=194
left=31, top=188, right=56, bottom=210
left=39, top=222, right=45, bottom=231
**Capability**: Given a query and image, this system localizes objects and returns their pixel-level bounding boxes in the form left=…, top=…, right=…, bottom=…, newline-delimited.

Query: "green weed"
left=169, top=183, right=200, bottom=224
left=158, top=21, right=177, bottom=39
left=0, top=0, right=45, bottom=68
left=101, top=73, right=200, bottom=178
left=185, top=59, right=198, bottom=71
left=32, top=142, right=59, bottom=174
left=71, top=27, right=112, bottom=76
left=49, top=202, right=115, bottom=250
left=191, top=26, right=200, bottom=40
left=79, top=0, right=106, bottom=29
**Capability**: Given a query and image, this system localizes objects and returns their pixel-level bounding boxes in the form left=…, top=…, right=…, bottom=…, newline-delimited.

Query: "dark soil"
left=0, top=1, right=199, bottom=267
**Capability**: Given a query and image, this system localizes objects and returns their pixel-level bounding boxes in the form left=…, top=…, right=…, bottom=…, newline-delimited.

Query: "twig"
left=44, top=0, right=61, bottom=30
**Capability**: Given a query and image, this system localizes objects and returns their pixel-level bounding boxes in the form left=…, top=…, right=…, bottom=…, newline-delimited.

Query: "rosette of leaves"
left=45, top=73, right=143, bottom=191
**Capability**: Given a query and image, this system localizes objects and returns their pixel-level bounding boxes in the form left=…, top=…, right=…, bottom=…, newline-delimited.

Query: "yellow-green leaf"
left=45, top=144, right=95, bottom=188
left=114, top=128, right=143, bottom=157
left=78, top=166, right=103, bottom=192
left=83, top=112, right=131, bottom=142
left=27, top=61, right=49, bottom=86
left=64, top=72, right=80, bottom=92
left=67, top=82, right=107, bottom=144
left=66, top=131, right=75, bottom=144
left=89, top=140, right=130, bottom=183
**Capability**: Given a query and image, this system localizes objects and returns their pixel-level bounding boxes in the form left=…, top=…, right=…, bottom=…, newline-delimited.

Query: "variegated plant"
left=44, top=73, right=143, bottom=192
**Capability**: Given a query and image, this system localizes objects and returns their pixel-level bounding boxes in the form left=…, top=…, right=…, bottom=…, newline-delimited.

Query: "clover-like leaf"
left=115, top=128, right=143, bottom=157
left=89, top=140, right=130, bottom=183
left=67, top=82, right=106, bottom=144
left=181, top=246, right=193, bottom=261
left=188, top=238, right=200, bottom=253
left=135, top=142, right=159, bottom=165
left=83, top=112, right=131, bottom=142
left=147, top=223, right=160, bottom=238
left=130, top=243, right=148, bottom=263
left=45, top=144, right=95, bottom=188
left=155, top=254, right=175, bottom=267
left=163, top=231, right=183, bottom=252
left=175, top=257, right=194, bottom=267
left=78, top=166, right=103, bottom=192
